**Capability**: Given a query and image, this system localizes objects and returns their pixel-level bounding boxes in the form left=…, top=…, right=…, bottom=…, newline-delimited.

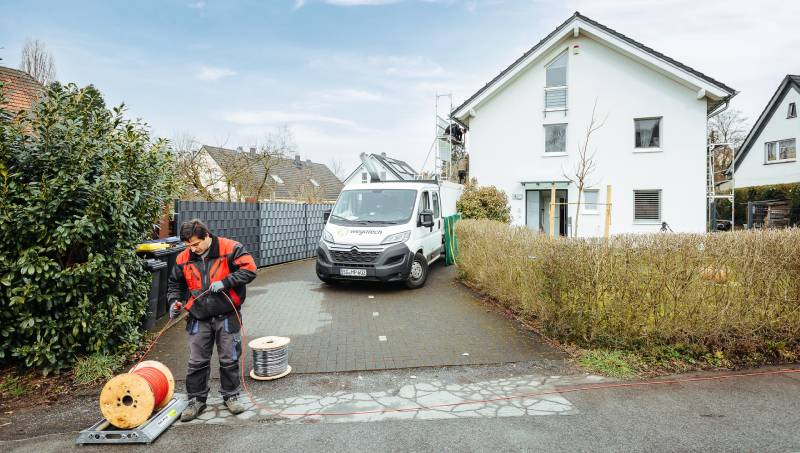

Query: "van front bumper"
left=315, top=241, right=413, bottom=282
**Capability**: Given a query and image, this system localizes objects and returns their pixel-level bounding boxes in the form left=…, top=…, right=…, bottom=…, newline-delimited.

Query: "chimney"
left=249, top=147, right=256, bottom=156
left=294, top=154, right=301, bottom=167
left=305, top=159, right=312, bottom=166
left=381, top=152, right=387, bottom=157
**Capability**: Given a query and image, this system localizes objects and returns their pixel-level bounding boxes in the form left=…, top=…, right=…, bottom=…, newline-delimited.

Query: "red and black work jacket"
left=167, top=235, right=257, bottom=320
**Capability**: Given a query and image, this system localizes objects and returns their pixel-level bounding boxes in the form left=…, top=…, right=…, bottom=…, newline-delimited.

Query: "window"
left=545, top=51, right=567, bottom=87
left=789, top=102, right=797, bottom=118
left=420, top=191, right=430, bottom=212
left=544, top=124, right=567, bottom=153
left=271, top=174, right=284, bottom=184
left=545, top=51, right=568, bottom=110
left=634, top=190, right=661, bottom=222
left=635, top=118, right=661, bottom=148
left=361, top=172, right=368, bottom=183
left=765, top=139, right=796, bottom=163
left=432, top=192, right=440, bottom=218
left=583, top=189, right=599, bottom=213
left=309, top=178, right=319, bottom=187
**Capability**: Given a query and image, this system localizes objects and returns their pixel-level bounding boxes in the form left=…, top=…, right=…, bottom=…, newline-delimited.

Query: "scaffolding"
left=707, top=142, right=735, bottom=231
left=434, top=93, right=467, bottom=183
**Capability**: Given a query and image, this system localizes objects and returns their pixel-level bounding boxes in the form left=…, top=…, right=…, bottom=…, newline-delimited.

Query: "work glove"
left=169, top=301, right=183, bottom=320
left=209, top=281, right=225, bottom=293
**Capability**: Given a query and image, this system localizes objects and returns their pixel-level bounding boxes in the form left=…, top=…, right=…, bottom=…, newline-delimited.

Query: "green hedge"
left=0, top=83, right=177, bottom=373
left=734, top=182, right=800, bottom=226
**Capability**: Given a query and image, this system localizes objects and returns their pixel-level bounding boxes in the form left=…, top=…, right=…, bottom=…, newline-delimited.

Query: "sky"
left=1, top=0, right=798, bottom=177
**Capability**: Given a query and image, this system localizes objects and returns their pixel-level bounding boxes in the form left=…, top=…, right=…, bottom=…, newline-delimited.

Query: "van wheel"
left=405, top=252, right=429, bottom=289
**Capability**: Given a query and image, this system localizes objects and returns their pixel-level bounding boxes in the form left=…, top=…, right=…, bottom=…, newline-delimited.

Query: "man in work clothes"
left=167, top=219, right=257, bottom=422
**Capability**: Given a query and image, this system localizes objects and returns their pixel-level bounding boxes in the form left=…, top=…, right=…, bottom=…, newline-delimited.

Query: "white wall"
left=735, top=86, right=800, bottom=188
left=467, top=34, right=709, bottom=235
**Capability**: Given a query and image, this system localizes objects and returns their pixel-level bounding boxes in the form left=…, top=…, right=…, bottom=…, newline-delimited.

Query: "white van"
left=315, top=180, right=462, bottom=289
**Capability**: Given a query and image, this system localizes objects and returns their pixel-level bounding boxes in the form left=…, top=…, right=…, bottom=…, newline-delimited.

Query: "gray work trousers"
left=185, top=312, right=242, bottom=401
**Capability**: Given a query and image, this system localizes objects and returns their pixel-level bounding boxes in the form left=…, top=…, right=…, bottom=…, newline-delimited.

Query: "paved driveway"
left=151, top=258, right=565, bottom=376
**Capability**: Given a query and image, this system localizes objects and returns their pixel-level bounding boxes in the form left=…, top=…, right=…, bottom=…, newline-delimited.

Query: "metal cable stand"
left=249, top=336, right=292, bottom=381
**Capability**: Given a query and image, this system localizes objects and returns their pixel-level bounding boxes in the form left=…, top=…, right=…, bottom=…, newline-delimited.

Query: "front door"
left=526, top=188, right=568, bottom=236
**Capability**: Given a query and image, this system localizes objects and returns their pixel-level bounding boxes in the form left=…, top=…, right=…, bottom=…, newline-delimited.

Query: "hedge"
left=0, top=82, right=177, bottom=373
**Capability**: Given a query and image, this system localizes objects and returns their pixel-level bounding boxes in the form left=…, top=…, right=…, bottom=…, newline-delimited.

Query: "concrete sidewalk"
left=4, top=366, right=799, bottom=452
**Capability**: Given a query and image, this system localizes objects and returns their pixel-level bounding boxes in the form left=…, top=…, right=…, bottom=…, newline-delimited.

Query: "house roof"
left=344, top=153, right=419, bottom=182
left=203, top=145, right=343, bottom=202
left=734, top=75, right=800, bottom=171
left=452, top=12, right=737, bottom=120
left=0, top=66, right=44, bottom=114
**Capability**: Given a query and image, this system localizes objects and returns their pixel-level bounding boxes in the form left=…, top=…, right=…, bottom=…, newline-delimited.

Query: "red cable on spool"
left=132, top=366, right=170, bottom=409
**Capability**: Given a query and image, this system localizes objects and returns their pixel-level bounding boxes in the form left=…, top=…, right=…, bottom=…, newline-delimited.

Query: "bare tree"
left=19, top=38, right=56, bottom=85
left=172, top=134, right=227, bottom=201
left=328, top=158, right=346, bottom=181
left=563, top=99, right=605, bottom=237
left=293, top=165, right=324, bottom=203
left=245, top=126, right=295, bottom=201
left=708, top=109, right=749, bottom=150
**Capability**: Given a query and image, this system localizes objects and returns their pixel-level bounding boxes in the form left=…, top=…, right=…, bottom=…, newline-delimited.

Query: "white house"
left=343, top=152, right=419, bottom=185
left=451, top=12, right=737, bottom=236
left=734, top=75, right=799, bottom=188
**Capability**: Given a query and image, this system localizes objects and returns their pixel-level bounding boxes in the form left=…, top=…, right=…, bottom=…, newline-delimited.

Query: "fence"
left=174, top=201, right=330, bottom=267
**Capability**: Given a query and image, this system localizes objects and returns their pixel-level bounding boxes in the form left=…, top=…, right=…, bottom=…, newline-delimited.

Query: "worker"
left=167, top=219, right=257, bottom=422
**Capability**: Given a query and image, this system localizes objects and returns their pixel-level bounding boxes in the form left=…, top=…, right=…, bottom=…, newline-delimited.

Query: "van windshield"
left=330, top=189, right=417, bottom=225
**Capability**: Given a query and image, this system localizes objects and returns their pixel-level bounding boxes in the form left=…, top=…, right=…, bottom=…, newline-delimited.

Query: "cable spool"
left=249, top=336, right=292, bottom=381
left=99, top=360, right=175, bottom=429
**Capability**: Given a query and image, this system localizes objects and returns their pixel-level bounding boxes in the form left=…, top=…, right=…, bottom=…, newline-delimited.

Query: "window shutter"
left=634, top=190, right=661, bottom=221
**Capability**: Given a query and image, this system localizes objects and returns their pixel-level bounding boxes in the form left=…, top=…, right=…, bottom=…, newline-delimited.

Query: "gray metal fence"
left=174, top=200, right=330, bottom=267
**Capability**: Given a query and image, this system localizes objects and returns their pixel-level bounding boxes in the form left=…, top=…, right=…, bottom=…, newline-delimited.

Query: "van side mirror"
left=324, top=210, right=331, bottom=222
left=418, top=209, right=434, bottom=228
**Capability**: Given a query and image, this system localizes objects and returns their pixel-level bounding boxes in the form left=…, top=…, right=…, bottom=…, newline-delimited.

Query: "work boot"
left=224, top=394, right=245, bottom=415
left=180, top=398, right=207, bottom=422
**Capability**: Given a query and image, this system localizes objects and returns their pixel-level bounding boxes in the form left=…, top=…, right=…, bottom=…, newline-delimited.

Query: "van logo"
left=350, top=246, right=359, bottom=252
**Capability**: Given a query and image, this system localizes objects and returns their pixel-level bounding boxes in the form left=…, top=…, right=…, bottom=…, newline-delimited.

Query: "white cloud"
left=188, top=1, right=206, bottom=9
left=314, top=88, right=385, bottom=103
left=195, top=65, right=237, bottom=81
left=324, top=0, right=403, bottom=5
left=223, top=110, right=358, bottom=127
left=309, top=54, right=449, bottom=79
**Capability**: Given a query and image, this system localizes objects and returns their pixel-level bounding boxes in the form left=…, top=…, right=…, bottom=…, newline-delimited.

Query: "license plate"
left=340, top=268, right=367, bottom=277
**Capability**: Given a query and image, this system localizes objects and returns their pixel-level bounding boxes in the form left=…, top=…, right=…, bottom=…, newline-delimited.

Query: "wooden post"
left=549, top=184, right=556, bottom=238
left=603, top=185, right=612, bottom=240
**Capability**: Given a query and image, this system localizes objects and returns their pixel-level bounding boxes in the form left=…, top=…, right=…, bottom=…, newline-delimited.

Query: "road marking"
left=368, top=295, right=375, bottom=299
left=378, top=336, right=387, bottom=342
left=373, top=312, right=379, bottom=317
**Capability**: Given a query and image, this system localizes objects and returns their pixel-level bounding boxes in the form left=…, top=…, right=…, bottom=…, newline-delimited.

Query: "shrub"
left=0, top=82, right=177, bottom=373
left=456, top=179, right=511, bottom=223
left=456, top=219, right=800, bottom=363
left=734, top=182, right=800, bottom=226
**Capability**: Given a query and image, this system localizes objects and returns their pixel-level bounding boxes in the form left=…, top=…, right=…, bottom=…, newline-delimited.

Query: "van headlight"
left=381, top=230, right=411, bottom=245
left=323, top=230, right=334, bottom=243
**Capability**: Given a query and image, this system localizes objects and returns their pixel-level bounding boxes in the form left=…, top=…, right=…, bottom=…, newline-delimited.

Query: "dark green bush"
left=0, top=82, right=176, bottom=373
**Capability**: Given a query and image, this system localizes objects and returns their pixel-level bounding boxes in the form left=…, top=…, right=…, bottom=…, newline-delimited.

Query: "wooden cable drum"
left=249, top=336, right=292, bottom=381
left=99, top=360, right=175, bottom=429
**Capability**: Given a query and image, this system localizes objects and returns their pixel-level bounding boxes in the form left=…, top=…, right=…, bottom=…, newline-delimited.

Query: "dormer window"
left=788, top=102, right=797, bottom=119
left=271, top=174, right=284, bottom=184
left=544, top=51, right=568, bottom=111
left=309, top=178, right=319, bottom=187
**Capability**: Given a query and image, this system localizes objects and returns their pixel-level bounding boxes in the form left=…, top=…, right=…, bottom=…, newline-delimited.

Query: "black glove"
left=169, top=301, right=183, bottom=320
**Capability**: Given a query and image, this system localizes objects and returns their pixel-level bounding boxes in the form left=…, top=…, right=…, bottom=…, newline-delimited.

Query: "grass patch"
left=578, top=350, right=642, bottom=379
left=73, top=353, right=125, bottom=385
left=0, top=375, right=30, bottom=398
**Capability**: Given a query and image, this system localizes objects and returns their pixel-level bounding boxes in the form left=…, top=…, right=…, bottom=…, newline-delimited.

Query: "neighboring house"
left=343, top=152, right=418, bottom=185
left=451, top=12, right=736, bottom=236
left=734, top=75, right=799, bottom=188
left=0, top=66, right=44, bottom=113
left=199, top=145, right=343, bottom=202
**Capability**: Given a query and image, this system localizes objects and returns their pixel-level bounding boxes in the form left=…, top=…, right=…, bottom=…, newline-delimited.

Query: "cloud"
left=315, top=88, right=385, bottom=103
left=309, top=54, right=449, bottom=79
left=324, top=0, right=403, bottom=5
left=188, top=1, right=206, bottom=9
left=223, top=110, right=358, bottom=127
left=195, top=65, right=237, bottom=81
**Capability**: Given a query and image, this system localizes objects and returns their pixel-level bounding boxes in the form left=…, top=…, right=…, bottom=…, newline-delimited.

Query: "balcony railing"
left=544, top=86, right=567, bottom=111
